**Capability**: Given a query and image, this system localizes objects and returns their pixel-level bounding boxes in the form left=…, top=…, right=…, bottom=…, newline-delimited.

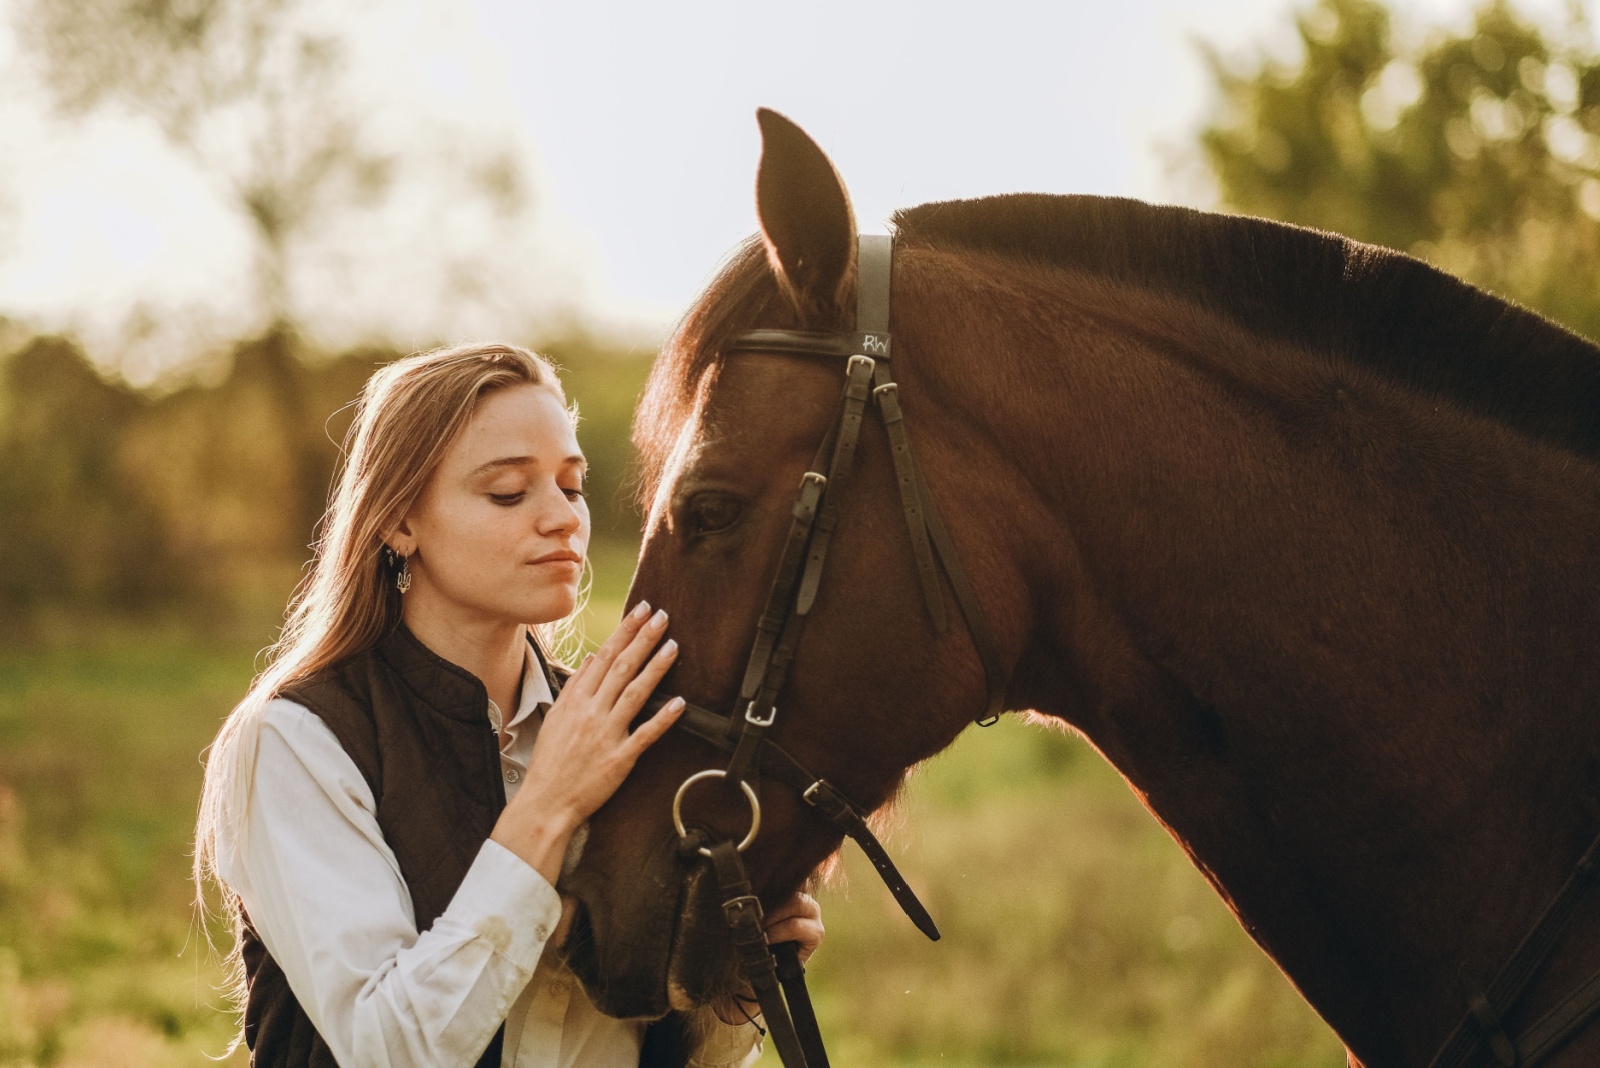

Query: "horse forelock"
left=632, top=238, right=777, bottom=513
left=633, top=233, right=865, bottom=514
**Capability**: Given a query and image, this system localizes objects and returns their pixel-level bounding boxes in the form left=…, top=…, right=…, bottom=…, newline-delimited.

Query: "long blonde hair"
left=194, top=341, right=582, bottom=1037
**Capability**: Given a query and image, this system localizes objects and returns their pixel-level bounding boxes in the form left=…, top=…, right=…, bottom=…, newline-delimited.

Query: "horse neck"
left=897, top=247, right=1600, bottom=1065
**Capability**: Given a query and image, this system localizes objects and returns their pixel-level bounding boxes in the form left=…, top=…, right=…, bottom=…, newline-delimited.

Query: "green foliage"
left=0, top=640, right=252, bottom=1066
left=538, top=335, right=656, bottom=540
left=0, top=339, right=197, bottom=625
left=813, top=719, right=1344, bottom=1067
left=1200, top=0, right=1600, bottom=340
left=0, top=331, right=652, bottom=636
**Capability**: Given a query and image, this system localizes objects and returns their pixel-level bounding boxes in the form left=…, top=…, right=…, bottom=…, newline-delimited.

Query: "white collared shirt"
left=214, top=642, right=761, bottom=1068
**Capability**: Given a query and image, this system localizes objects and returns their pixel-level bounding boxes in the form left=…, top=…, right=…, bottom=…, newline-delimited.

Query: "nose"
left=537, top=479, right=585, bottom=537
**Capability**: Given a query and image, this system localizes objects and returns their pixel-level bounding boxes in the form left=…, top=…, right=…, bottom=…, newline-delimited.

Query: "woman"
left=194, top=343, right=822, bottom=1068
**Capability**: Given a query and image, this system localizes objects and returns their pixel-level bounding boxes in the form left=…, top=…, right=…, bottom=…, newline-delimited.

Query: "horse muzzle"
left=559, top=826, right=742, bottom=1020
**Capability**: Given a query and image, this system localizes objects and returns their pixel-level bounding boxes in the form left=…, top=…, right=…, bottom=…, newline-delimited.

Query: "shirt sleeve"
left=213, top=698, right=563, bottom=1068
left=687, top=1018, right=764, bottom=1068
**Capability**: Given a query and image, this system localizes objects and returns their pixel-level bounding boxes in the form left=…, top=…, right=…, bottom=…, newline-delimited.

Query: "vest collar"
left=376, top=623, right=564, bottom=724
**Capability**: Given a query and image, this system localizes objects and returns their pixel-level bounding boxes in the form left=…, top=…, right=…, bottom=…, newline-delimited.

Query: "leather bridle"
left=654, top=235, right=1006, bottom=1068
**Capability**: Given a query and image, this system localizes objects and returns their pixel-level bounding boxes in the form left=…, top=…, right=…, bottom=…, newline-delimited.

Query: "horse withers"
left=556, top=110, right=1600, bottom=1068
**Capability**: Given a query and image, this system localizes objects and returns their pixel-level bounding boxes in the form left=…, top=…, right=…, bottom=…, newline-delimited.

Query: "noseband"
left=655, top=235, right=1007, bottom=1068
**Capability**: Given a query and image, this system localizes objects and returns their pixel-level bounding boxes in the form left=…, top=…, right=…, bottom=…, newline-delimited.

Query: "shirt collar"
left=487, top=635, right=556, bottom=735
left=509, top=638, right=553, bottom=728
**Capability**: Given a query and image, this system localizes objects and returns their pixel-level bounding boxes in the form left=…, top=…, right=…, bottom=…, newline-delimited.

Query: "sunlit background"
left=4, top=0, right=1600, bottom=1063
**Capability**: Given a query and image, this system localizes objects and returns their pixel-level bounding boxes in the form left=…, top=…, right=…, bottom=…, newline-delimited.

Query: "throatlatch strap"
left=1515, top=964, right=1600, bottom=1064
left=1429, top=828, right=1600, bottom=1068
left=909, top=455, right=1008, bottom=723
left=872, top=363, right=948, bottom=633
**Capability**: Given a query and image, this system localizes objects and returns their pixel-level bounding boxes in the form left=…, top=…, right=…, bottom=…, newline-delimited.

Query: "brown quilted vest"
left=239, top=623, right=693, bottom=1067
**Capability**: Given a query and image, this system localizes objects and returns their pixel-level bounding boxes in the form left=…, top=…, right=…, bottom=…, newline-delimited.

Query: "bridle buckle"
left=745, top=700, right=777, bottom=727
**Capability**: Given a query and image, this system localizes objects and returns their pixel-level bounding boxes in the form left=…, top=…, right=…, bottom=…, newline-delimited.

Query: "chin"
left=517, top=589, right=579, bottom=628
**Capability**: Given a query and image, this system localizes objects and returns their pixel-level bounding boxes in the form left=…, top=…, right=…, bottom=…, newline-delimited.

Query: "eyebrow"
left=468, top=455, right=587, bottom=478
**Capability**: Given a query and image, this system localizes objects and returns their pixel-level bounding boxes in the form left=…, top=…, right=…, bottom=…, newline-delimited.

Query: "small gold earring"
left=396, top=554, right=412, bottom=594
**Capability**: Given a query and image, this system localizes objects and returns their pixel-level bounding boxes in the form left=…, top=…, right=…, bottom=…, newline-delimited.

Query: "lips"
left=531, top=550, right=582, bottom=565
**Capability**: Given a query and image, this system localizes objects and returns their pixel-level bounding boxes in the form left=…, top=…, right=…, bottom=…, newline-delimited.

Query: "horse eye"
left=686, top=493, right=745, bottom=535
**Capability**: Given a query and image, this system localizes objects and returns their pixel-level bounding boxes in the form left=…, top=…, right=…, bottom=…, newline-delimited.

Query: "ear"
left=755, top=108, right=856, bottom=316
left=385, top=518, right=416, bottom=557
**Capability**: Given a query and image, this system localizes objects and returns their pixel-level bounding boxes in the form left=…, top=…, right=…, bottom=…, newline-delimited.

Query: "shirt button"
left=534, top=924, right=549, bottom=941
left=504, top=768, right=521, bottom=783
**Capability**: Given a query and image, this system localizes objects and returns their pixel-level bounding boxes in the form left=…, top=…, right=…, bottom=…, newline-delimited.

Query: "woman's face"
left=397, top=383, right=590, bottom=627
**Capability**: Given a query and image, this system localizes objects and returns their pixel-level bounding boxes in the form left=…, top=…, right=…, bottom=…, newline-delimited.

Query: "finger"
left=596, top=608, right=670, bottom=705
left=764, top=918, right=824, bottom=953
left=610, top=639, right=679, bottom=724
left=625, top=696, right=684, bottom=757
left=577, top=601, right=653, bottom=697
left=555, top=652, right=599, bottom=707
left=761, top=891, right=820, bottom=925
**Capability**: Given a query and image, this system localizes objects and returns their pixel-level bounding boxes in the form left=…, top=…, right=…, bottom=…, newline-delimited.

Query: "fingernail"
left=650, top=608, right=669, bottom=628
left=630, top=601, right=651, bottom=620
left=664, top=696, right=685, bottom=713
left=660, top=639, right=678, bottom=656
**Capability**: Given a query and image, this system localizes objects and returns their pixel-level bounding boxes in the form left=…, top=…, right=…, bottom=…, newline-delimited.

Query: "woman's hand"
left=762, top=890, right=824, bottom=965
left=711, top=890, right=825, bottom=1025
left=489, top=601, right=684, bottom=884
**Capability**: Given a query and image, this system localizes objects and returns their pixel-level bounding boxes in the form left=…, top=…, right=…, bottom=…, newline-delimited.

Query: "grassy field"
left=0, top=547, right=1346, bottom=1067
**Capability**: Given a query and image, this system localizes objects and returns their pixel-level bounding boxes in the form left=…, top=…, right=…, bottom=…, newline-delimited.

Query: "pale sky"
left=0, top=0, right=1588, bottom=379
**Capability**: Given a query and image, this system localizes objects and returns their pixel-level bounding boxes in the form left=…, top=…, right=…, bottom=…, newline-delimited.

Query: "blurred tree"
left=12, top=0, right=538, bottom=544
left=1199, top=0, right=1600, bottom=341
left=542, top=336, right=655, bottom=539
left=0, top=327, right=651, bottom=631
left=0, top=337, right=195, bottom=626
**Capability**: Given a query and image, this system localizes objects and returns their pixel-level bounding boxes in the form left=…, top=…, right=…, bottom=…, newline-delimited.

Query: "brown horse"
left=557, top=110, right=1600, bottom=1067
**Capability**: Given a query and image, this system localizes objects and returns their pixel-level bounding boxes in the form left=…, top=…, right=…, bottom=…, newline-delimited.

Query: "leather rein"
left=653, top=235, right=1006, bottom=1068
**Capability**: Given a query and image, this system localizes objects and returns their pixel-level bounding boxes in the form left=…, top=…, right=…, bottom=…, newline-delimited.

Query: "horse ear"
left=755, top=108, right=857, bottom=316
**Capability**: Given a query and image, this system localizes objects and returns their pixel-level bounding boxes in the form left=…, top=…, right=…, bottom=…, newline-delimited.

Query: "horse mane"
left=634, top=195, right=1600, bottom=504
left=634, top=237, right=788, bottom=508
left=894, top=194, right=1600, bottom=460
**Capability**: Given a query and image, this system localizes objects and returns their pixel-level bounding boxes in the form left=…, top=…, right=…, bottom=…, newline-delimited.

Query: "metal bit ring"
left=671, top=769, right=761, bottom=857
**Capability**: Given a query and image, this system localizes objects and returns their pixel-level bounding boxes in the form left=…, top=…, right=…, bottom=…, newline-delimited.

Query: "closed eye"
left=490, top=493, right=525, bottom=506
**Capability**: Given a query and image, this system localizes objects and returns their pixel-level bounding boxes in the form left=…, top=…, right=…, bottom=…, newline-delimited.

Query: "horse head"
left=557, top=110, right=1017, bottom=1019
